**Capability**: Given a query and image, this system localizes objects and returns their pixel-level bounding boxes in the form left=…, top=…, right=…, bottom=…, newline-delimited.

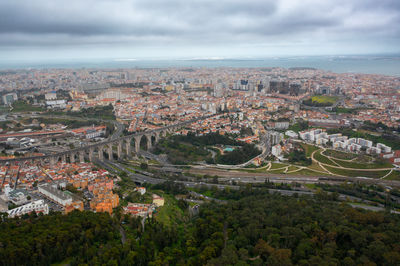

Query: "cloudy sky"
left=0, top=0, right=399, bottom=61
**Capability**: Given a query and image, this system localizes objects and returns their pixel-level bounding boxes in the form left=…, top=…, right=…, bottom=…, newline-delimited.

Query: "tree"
left=140, top=162, right=148, bottom=170
left=255, top=239, right=274, bottom=259
left=267, top=249, right=292, bottom=266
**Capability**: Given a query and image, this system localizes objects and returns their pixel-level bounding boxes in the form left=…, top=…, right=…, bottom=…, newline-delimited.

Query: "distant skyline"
left=1, top=0, right=400, bottom=62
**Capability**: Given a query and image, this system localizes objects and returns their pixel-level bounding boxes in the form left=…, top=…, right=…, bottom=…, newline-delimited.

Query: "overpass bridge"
left=0, top=115, right=213, bottom=166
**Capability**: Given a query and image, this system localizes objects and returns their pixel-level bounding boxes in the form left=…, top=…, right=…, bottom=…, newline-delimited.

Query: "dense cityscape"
left=1, top=0, right=400, bottom=265
left=0, top=65, right=400, bottom=265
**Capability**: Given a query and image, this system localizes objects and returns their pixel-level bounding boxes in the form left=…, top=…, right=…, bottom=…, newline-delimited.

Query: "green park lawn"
left=314, top=150, right=338, bottom=165
left=330, top=157, right=393, bottom=169
left=322, top=149, right=358, bottom=160
left=154, top=193, right=185, bottom=227
left=383, top=170, right=400, bottom=181
left=287, top=165, right=301, bottom=172
left=323, top=165, right=390, bottom=179
left=11, top=101, right=45, bottom=112
left=300, top=143, right=320, bottom=157
left=311, top=95, right=338, bottom=104
left=267, top=168, right=287, bottom=174
left=295, top=168, right=331, bottom=176
left=270, top=162, right=288, bottom=169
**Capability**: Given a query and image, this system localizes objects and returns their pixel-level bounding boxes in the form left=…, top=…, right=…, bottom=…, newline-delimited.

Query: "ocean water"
left=1, top=55, right=400, bottom=76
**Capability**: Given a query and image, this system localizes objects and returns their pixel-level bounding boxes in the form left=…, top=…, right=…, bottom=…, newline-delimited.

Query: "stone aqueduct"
left=0, top=116, right=212, bottom=166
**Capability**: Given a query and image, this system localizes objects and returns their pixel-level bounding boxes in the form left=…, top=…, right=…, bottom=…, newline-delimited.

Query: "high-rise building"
left=269, top=80, right=289, bottom=94
left=289, top=83, right=302, bottom=96
left=2, top=93, right=17, bottom=105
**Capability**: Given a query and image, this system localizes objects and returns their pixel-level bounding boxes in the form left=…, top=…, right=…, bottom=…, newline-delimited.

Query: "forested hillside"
left=1, top=189, right=400, bottom=265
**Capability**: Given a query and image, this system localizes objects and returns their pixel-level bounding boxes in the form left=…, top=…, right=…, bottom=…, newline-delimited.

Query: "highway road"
left=98, top=159, right=164, bottom=184
left=99, top=158, right=399, bottom=213
left=111, top=121, right=125, bottom=140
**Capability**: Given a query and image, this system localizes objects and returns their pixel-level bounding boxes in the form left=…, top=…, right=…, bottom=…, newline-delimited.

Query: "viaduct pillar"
left=79, top=151, right=85, bottom=163
left=70, top=152, right=75, bottom=163
left=134, top=136, right=141, bottom=153
left=117, top=141, right=123, bottom=159
left=126, top=138, right=132, bottom=156
left=107, top=144, right=113, bottom=161
left=146, top=134, right=152, bottom=150
left=89, top=148, right=94, bottom=162
left=98, top=146, right=104, bottom=161
left=61, top=154, right=66, bottom=164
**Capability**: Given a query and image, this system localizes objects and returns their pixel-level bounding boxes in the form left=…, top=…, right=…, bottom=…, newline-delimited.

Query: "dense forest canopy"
left=1, top=189, right=400, bottom=265
left=153, top=132, right=261, bottom=165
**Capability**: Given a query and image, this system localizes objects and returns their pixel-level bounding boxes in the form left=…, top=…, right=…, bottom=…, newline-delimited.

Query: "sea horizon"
left=1, top=55, right=400, bottom=76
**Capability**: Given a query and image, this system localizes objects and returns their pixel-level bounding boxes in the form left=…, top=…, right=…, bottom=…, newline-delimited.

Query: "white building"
left=315, top=132, right=328, bottom=141
left=46, top=99, right=66, bottom=109
left=357, top=138, right=373, bottom=148
left=85, top=127, right=106, bottom=139
left=377, top=143, right=392, bottom=153
left=271, top=144, right=282, bottom=157
left=367, top=147, right=381, bottom=155
left=316, top=138, right=328, bottom=145
left=45, top=92, right=57, bottom=100
left=2, top=93, right=17, bottom=105
left=347, top=143, right=362, bottom=152
left=299, top=129, right=389, bottom=155
left=7, top=200, right=49, bottom=218
left=96, top=89, right=128, bottom=101
left=328, top=133, right=342, bottom=140
left=270, top=121, right=289, bottom=130
left=285, top=130, right=298, bottom=139
left=268, top=131, right=283, bottom=145
left=38, top=184, right=72, bottom=206
left=7, top=189, right=28, bottom=205
left=136, top=187, right=146, bottom=195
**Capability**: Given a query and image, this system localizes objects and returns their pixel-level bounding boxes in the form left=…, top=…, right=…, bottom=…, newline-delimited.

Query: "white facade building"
left=285, top=130, right=298, bottom=139
left=377, top=143, right=392, bottom=153
left=38, top=184, right=72, bottom=206
left=271, top=144, right=282, bottom=157
left=45, top=92, right=57, bottom=100
left=46, top=99, right=66, bottom=109
left=7, top=200, right=49, bottom=218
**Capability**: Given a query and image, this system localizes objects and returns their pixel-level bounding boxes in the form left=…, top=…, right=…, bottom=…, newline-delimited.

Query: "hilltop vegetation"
left=2, top=187, right=400, bottom=265
left=153, top=132, right=261, bottom=165
left=66, top=104, right=116, bottom=120
left=11, top=100, right=45, bottom=112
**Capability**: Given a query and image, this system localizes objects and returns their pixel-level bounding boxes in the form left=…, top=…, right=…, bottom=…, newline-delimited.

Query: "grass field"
left=154, top=193, right=184, bottom=227
left=300, top=143, right=320, bottom=157
left=307, top=161, right=328, bottom=172
left=11, top=101, right=45, bottom=112
left=314, top=150, right=338, bottom=165
left=270, top=162, right=288, bottom=169
left=287, top=165, right=300, bottom=172
left=0, top=106, right=9, bottom=113
left=311, top=95, right=338, bottom=104
left=322, top=149, right=358, bottom=160
left=295, top=168, right=331, bottom=176
left=330, top=158, right=393, bottom=169
left=383, top=170, right=400, bottom=181
left=267, top=168, right=288, bottom=174
left=323, top=165, right=390, bottom=178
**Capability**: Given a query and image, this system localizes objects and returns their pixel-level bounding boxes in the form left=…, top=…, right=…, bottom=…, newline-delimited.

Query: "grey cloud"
left=0, top=0, right=398, bottom=57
